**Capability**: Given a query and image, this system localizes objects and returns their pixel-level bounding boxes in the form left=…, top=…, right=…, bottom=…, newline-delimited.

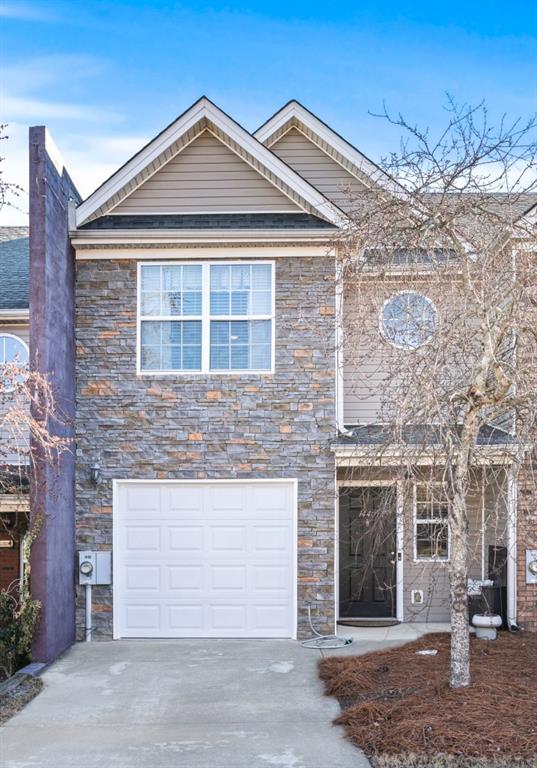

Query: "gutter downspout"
left=335, top=251, right=345, bottom=434
left=507, top=469, right=518, bottom=629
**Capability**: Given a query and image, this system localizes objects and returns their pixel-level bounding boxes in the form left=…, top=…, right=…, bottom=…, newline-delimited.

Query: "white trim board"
left=74, top=245, right=337, bottom=260
left=75, top=98, right=345, bottom=228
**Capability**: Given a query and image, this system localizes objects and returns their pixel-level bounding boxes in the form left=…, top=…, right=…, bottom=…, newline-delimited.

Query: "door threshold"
left=337, top=618, right=400, bottom=628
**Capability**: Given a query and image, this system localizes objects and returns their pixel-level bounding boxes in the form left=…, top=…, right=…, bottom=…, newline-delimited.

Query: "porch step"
left=338, top=618, right=400, bottom=628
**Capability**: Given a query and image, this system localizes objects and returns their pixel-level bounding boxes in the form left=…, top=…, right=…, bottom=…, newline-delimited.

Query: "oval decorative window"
left=380, top=292, right=437, bottom=350
left=0, top=334, right=29, bottom=391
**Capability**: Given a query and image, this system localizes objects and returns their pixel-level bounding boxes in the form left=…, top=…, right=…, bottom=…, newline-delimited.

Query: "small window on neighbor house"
left=414, top=485, right=450, bottom=561
left=138, top=262, right=274, bottom=374
left=0, top=334, right=29, bottom=391
left=380, top=291, right=437, bottom=350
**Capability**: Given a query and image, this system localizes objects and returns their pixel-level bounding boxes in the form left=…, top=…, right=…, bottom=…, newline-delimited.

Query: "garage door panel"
left=115, top=481, right=296, bottom=638
left=168, top=564, right=203, bottom=591
left=124, top=485, right=162, bottom=512
left=125, top=525, right=161, bottom=551
left=252, top=565, right=290, bottom=591
left=124, top=604, right=161, bottom=631
left=252, top=603, right=291, bottom=630
left=168, top=604, right=204, bottom=630
left=167, top=485, right=205, bottom=513
left=252, top=524, right=292, bottom=552
left=168, top=525, right=204, bottom=552
left=125, top=565, right=161, bottom=591
left=210, top=525, right=247, bottom=552
left=210, top=564, right=247, bottom=591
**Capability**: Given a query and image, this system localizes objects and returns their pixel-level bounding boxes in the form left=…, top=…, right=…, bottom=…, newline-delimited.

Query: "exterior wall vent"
left=411, top=589, right=424, bottom=605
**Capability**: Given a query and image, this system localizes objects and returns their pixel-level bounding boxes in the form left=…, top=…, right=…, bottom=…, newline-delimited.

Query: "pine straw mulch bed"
left=319, top=632, right=537, bottom=768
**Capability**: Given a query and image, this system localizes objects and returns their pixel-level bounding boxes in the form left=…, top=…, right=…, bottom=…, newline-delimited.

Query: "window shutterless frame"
left=136, top=261, right=275, bottom=375
left=412, top=482, right=451, bottom=562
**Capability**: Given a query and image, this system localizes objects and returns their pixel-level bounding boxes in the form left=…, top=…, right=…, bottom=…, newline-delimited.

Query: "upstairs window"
left=380, top=291, right=437, bottom=350
left=138, top=262, right=274, bottom=374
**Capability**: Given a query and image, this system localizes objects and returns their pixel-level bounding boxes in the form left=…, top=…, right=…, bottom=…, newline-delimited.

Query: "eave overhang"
left=333, top=444, right=525, bottom=467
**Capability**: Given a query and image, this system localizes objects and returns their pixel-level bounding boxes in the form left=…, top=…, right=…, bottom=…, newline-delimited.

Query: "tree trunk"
left=448, top=486, right=470, bottom=688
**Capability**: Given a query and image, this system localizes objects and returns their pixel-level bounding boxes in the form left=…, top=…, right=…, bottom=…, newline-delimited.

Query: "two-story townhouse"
left=0, top=226, right=30, bottom=591
left=26, top=99, right=537, bottom=663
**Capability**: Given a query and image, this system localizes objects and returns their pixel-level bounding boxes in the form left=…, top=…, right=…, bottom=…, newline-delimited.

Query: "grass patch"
left=319, top=632, right=537, bottom=766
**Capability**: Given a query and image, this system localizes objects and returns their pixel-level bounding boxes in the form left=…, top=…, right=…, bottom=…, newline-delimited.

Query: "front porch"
left=335, top=467, right=515, bottom=627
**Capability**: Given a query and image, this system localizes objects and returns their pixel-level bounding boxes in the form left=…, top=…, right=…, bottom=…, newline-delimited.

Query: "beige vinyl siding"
left=270, top=127, right=366, bottom=211
left=343, top=284, right=391, bottom=425
left=403, top=473, right=508, bottom=622
left=113, top=131, right=301, bottom=214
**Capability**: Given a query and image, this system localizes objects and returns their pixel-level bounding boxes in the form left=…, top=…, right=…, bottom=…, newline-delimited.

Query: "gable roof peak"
left=75, top=96, right=345, bottom=228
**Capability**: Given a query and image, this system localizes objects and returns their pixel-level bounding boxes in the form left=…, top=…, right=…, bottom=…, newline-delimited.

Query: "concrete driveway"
left=1, top=638, right=372, bottom=768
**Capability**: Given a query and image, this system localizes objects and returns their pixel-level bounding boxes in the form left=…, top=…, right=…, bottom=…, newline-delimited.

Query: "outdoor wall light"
left=89, top=460, right=102, bottom=485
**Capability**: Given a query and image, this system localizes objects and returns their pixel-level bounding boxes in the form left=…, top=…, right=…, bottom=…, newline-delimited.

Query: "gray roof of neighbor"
left=336, top=423, right=515, bottom=447
left=80, top=213, right=337, bottom=230
left=0, top=226, right=29, bottom=310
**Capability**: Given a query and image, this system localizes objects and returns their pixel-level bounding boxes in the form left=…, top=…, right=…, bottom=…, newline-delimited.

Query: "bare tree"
left=338, top=99, right=537, bottom=688
left=0, top=124, right=25, bottom=214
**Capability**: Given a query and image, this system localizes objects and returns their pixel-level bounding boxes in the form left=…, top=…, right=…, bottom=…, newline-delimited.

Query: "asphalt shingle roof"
left=0, top=226, right=29, bottom=311
left=80, top=213, right=337, bottom=230
left=336, top=423, right=514, bottom=447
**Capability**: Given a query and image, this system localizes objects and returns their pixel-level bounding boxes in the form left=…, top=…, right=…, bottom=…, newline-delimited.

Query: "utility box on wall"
left=78, top=551, right=112, bottom=586
left=526, top=550, right=537, bottom=585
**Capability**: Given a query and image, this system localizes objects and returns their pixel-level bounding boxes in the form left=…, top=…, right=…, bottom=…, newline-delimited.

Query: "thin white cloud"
left=0, top=123, right=149, bottom=225
left=3, top=54, right=106, bottom=92
left=3, top=95, right=121, bottom=123
left=0, top=2, right=54, bottom=21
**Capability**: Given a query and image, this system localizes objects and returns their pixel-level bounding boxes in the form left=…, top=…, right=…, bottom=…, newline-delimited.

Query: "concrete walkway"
left=0, top=637, right=383, bottom=768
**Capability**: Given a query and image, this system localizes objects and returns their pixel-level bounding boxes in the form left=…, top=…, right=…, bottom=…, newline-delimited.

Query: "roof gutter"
left=0, top=309, right=29, bottom=321
left=70, top=228, right=337, bottom=247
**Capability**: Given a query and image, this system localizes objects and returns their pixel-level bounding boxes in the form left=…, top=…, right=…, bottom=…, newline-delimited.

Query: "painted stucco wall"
left=74, top=253, right=337, bottom=638
left=29, top=126, right=79, bottom=663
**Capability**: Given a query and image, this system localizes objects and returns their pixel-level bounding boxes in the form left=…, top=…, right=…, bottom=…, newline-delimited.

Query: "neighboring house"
left=24, top=100, right=537, bottom=662
left=0, top=226, right=30, bottom=591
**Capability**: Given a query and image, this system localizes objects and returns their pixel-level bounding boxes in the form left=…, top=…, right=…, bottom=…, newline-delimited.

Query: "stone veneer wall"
left=75, top=254, right=337, bottom=639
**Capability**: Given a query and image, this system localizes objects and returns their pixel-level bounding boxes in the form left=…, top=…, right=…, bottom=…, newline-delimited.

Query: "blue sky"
left=1, top=0, right=536, bottom=223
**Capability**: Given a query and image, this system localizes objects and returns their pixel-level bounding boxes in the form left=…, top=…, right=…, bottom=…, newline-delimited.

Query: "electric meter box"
left=526, top=549, right=537, bottom=585
left=78, top=550, right=112, bottom=586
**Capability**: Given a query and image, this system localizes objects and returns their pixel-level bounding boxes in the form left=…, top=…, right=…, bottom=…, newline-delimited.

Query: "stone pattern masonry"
left=75, top=255, right=337, bottom=639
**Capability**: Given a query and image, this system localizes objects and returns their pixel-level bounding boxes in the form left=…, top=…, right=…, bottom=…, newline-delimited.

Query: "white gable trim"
left=76, top=98, right=345, bottom=228
left=255, top=101, right=396, bottom=191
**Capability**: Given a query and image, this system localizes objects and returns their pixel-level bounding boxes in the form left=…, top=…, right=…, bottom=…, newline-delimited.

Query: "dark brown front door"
left=339, top=487, right=397, bottom=618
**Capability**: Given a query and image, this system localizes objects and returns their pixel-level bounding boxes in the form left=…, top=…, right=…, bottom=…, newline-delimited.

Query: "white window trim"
left=413, top=482, right=451, bottom=563
left=379, top=290, right=438, bottom=351
left=136, top=260, right=275, bottom=375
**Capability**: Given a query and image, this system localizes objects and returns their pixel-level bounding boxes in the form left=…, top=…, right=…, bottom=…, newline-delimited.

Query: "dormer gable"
left=75, top=97, right=344, bottom=228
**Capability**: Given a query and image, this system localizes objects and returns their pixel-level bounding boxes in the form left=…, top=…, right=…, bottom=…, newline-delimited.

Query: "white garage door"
left=114, top=480, right=296, bottom=638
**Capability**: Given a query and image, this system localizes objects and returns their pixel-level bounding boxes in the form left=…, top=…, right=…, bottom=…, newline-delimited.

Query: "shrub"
left=0, top=581, right=40, bottom=678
